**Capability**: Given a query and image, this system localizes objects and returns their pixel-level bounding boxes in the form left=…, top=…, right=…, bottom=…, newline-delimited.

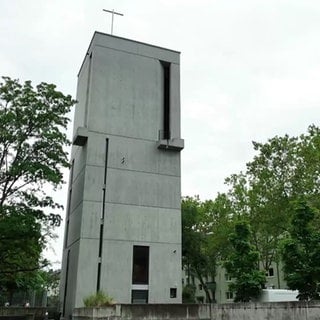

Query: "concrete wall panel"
left=71, top=144, right=88, bottom=182
left=158, top=208, right=181, bottom=244
left=103, top=204, right=180, bottom=243
left=158, top=150, right=181, bottom=177
left=85, top=133, right=106, bottom=167
left=67, top=203, right=83, bottom=246
left=70, top=170, right=85, bottom=213
left=83, top=165, right=104, bottom=202
left=100, top=240, right=133, bottom=303
left=106, top=168, right=180, bottom=209
left=85, top=134, right=181, bottom=177
left=107, top=136, right=181, bottom=177
left=89, top=46, right=162, bottom=140
left=75, top=239, right=100, bottom=307
left=80, top=201, right=102, bottom=240
left=74, top=56, right=90, bottom=131
left=62, top=241, right=80, bottom=319
left=148, top=243, right=182, bottom=303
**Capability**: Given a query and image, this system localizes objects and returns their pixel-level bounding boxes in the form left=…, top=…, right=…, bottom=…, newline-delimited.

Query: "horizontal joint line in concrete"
left=85, top=163, right=181, bottom=178
left=94, top=44, right=180, bottom=65
left=95, top=31, right=180, bottom=53
left=80, top=237, right=181, bottom=245
left=70, top=163, right=86, bottom=186
left=66, top=237, right=80, bottom=249
left=83, top=199, right=181, bottom=210
left=69, top=199, right=84, bottom=218
left=83, top=130, right=159, bottom=143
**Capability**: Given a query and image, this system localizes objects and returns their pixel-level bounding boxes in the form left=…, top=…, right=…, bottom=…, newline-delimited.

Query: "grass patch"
left=83, top=291, right=114, bottom=307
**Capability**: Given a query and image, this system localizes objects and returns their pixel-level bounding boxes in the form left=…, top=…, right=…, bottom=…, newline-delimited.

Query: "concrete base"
left=0, top=308, right=58, bottom=320
left=73, top=302, right=320, bottom=320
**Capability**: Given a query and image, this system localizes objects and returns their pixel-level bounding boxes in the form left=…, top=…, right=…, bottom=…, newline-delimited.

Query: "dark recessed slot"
left=132, top=246, right=149, bottom=284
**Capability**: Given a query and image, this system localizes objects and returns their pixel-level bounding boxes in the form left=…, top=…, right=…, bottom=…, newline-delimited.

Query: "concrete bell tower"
left=60, top=32, right=184, bottom=319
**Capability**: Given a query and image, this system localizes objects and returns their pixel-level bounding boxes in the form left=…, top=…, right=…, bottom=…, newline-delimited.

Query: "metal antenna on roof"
left=102, top=9, right=124, bottom=35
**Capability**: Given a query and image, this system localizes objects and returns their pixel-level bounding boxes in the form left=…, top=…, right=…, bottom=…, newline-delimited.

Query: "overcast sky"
left=1, top=0, right=320, bottom=266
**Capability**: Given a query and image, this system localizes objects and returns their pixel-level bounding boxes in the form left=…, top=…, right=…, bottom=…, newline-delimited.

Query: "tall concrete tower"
left=60, top=32, right=184, bottom=318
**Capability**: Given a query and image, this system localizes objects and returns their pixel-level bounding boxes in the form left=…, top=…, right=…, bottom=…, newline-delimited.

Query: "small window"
left=132, top=290, right=148, bottom=304
left=226, top=291, right=234, bottom=300
left=266, top=268, right=274, bottom=277
left=199, top=284, right=203, bottom=290
left=182, top=278, right=185, bottom=285
left=225, top=273, right=232, bottom=281
left=170, top=288, right=177, bottom=298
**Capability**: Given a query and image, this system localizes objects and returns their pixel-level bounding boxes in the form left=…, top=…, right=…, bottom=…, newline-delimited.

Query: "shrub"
left=182, top=284, right=196, bottom=303
left=83, top=291, right=114, bottom=307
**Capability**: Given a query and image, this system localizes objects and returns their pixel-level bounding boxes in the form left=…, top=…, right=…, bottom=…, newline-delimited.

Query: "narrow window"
left=98, top=225, right=104, bottom=257
left=132, top=246, right=149, bottom=284
left=70, top=159, right=75, bottom=183
left=62, top=250, right=70, bottom=317
left=96, top=139, right=109, bottom=291
left=161, top=61, right=170, bottom=139
left=101, top=139, right=109, bottom=220
left=64, top=220, right=69, bottom=249
left=268, top=268, right=274, bottom=277
left=67, top=159, right=74, bottom=218
left=67, top=190, right=72, bottom=217
left=96, top=262, right=101, bottom=292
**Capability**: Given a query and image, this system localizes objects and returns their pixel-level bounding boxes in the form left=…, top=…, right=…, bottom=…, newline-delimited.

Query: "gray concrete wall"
left=73, top=302, right=320, bottom=320
left=60, top=32, right=183, bottom=319
left=0, top=308, right=58, bottom=320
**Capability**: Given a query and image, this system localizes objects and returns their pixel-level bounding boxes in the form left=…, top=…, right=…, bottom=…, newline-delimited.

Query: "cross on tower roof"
left=102, top=8, right=124, bottom=35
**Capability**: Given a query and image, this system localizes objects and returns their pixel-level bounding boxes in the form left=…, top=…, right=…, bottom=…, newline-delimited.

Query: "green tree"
left=182, top=196, right=210, bottom=301
left=0, top=77, right=75, bottom=299
left=225, top=126, right=320, bottom=272
left=280, top=200, right=320, bottom=300
left=181, top=195, right=233, bottom=303
left=224, top=221, right=266, bottom=302
left=182, top=284, right=196, bottom=303
left=0, top=209, right=44, bottom=303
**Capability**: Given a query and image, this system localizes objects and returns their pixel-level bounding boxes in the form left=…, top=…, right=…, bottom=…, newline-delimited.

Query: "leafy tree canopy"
left=225, top=125, right=320, bottom=270
left=182, top=125, right=320, bottom=302
left=0, top=76, right=75, bottom=296
left=182, top=195, right=233, bottom=302
left=280, top=200, right=320, bottom=300
left=224, top=221, right=266, bottom=302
